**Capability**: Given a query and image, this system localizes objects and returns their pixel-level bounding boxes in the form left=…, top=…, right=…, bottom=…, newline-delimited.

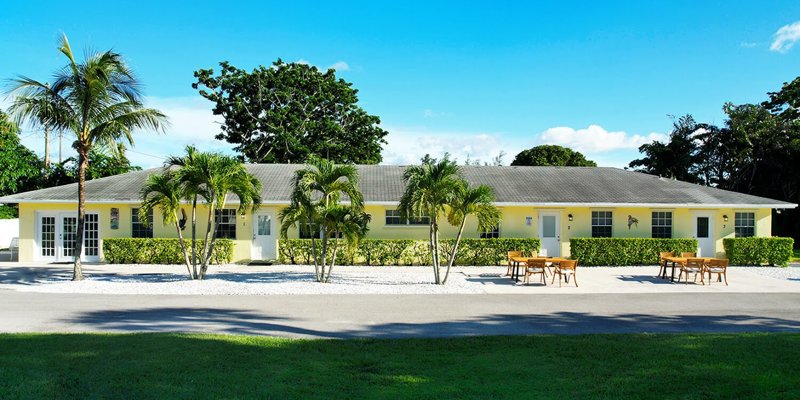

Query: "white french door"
left=37, top=212, right=100, bottom=262
left=538, top=211, right=561, bottom=257
left=251, top=212, right=277, bottom=260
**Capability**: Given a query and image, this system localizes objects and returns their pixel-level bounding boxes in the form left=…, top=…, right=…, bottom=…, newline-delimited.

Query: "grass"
left=1, top=333, right=799, bottom=399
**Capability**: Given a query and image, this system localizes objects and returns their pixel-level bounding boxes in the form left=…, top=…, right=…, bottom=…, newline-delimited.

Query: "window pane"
left=542, top=216, right=556, bottom=238
left=734, top=212, right=755, bottom=238
left=652, top=211, right=672, bottom=238
left=131, top=208, right=153, bottom=238
left=257, top=215, right=271, bottom=236
left=591, top=211, right=612, bottom=237
left=696, top=217, right=709, bottom=238
left=214, top=209, right=237, bottom=239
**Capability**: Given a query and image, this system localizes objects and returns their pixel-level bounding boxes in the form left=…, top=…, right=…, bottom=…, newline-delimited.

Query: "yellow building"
left=0, top=165, right=795, bottom=263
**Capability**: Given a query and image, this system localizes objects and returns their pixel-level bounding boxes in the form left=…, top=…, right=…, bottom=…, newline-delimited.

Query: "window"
left=214, top=209, right=237, bottom=239
left=591, top=211, right=612, bottom=238
left=299, top=222, right=321, bottom=239
left=651, top=211, right=672, bottom=239
left=480, top=225, right=500, bottom=239
left=735, top=212, right=755, bottom=237
left=385, top=209, right=429, bottom=225
left=131, top=208, right=153, bottom=238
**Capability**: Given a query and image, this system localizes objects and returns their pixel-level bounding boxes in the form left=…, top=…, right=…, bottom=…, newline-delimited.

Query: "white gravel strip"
left=730, top=265, right=800, bottom=281
left=11, top=265, right=485, bottom=295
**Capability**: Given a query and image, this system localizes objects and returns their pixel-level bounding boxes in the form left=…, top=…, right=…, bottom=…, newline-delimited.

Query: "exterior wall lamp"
left=568, top=214, right=574, bottom=222
left=723, top=214, right=729, bottom=222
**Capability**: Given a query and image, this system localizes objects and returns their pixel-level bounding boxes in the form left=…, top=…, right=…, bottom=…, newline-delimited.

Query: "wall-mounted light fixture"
left=776, top=209, right=782, bottom=214
left=568, top=214, right=574, bottom=222
left=723, top=214, right=729, bottom=222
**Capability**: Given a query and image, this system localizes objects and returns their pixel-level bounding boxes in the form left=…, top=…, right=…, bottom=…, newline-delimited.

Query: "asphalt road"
left=1, top=289, right=799, bottom=338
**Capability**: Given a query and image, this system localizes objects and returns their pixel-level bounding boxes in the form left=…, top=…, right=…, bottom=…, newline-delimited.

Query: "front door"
left=251, top=212, right=276, bottom=260
left=37, top=212, right=100, bottom=262
left=694, top=214, right=715, bottom=257
left=538, top=211, right=560, bottom=257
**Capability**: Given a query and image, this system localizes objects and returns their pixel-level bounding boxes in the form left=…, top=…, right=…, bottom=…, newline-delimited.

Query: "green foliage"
left=723, top=237, right=794, bottom=267
left=103, top=238, right=233, bottom=265
left=628, top=115, right=704, bottom=183
left=279, top=238, right=540, bottom=266
left=511, top=144, right=597, bottom=167
left=0, top=112, right=44, bottom=196
left=193, top=60, right=388, bottom=164
left=0, top=205, right=18, bottom=219
left=570, top=238, right=698, bottom=266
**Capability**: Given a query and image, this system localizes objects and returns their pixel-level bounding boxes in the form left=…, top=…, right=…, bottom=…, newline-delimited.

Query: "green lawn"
left=1, top=333, right=798, bottom=399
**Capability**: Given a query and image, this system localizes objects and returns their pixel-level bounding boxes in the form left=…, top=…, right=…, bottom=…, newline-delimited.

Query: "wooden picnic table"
left=509, top=256, right=569, bottom=283
left=661, top=256, right=719, bottom=283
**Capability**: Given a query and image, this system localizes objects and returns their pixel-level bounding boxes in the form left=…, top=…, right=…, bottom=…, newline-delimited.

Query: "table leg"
left=670, top=261, right=677, bottom=283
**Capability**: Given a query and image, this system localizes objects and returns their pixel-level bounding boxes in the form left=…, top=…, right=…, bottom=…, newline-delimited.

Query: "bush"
left=570, top=238, right=698, bottom=266
left=278, top=238, right=541, bottom=266
left=103, top=238, right=234, bottom=264
left=723, top=237, right=794, bottom=267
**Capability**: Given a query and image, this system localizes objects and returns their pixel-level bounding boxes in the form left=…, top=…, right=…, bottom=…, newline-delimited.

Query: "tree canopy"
left=510, top=145, right=597, bottom=167
left=193, top=60, right=388, bottom=164
left=0, top=112, right=42, bottom=197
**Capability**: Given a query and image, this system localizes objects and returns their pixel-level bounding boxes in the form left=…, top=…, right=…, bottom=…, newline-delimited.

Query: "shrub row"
left=278, top=238, right=541, bottom=266
left=723, top=237, right=794, bottom=267
left=103, top=238, right=234, bottom=264
left=569, top=238, right=698, bottom=266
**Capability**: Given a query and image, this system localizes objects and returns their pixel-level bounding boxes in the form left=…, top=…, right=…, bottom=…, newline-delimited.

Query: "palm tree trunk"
left=203, top=214, right=222, bottom=277
left=326, top=237, right=339, bottom=283
left=199, top=199, right=215, bottom=279
left=319, top=230, right=328, bottom=283
left=174, top=216, right=193, bottom=279
left=72, top=146, right=88, bottom=281
left=308, top=221, right=321, bottom=281
left=442, top=217, right=467, bottom=284
left=191, top=196, right=198, bottom=278
left=432, top=216, right=441, bottom=284
left=44, top=125, right=50, bottom=169
left=428, top=223, right=437, bottom=283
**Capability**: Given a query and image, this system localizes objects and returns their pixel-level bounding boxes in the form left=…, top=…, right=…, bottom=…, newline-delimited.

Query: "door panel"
left=252, top=213, right=276, bottom=260
left=695, top=215, right=714, bottom=257
left=538, top=212, right=560, bottom=257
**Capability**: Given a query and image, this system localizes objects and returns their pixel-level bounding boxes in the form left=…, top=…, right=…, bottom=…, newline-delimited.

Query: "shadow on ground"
left=61, top=307, right=800, bottom=338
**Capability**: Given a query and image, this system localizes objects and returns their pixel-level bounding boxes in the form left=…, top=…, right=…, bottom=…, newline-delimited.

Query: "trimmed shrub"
left=570, top=238, right=698, bottom=266
left=723, top=237, right=794, bottom=266
left=103, top=238, right=234, bottom=265
left=278, top=238, right=540, bottom=266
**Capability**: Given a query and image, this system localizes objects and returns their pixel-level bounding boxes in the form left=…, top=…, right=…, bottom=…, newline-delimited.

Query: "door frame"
left=251, top=211, right=277, bottom=260
left=692, top=211, right=715, bottom=257
left=538, top=210, right=561, bottom=257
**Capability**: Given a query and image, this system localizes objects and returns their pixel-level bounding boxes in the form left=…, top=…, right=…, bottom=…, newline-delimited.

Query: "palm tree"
left=442, top=181, right=501, bottom=283
left=7, top=34, right=168, bottom=280
left=139, top=173, right=194, bottom=278
left=279, top=156, right=369, bottom=283
left=398, top=158, right=463, bottom=284
left=172, top=150, right=262, bottom=279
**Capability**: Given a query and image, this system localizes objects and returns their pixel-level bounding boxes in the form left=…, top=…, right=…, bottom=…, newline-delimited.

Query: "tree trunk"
left=428, top=223, right=437, bottom=283
left=319, top=229, right=328, bottom=283
left=199, top=199, right=215, bottom=279
left=432, top=216, right=441, bottom=284
left=309, top=221, right=321, bottom=281
left=203, top=211, right=223, bottom=278
left=442, top=217, right=467, bottom=284
left=44, top=125, right=50, bottom=169
left=174, top=215, right=194, bottom=279
left=72, top=146, right=89, bottom=281
left=191, top=196, right=198, bottom=279
left=326, top=237, right=339, bottom=283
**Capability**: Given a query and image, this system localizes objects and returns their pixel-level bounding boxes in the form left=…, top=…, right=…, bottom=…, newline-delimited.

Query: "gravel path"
left=730, top=265, right=800, bottom=281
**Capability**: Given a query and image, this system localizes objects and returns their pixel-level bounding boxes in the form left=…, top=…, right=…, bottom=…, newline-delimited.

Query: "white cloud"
left=328, top=61, right=350, bottom=71
left=381, top=126, right=517, bottom=165
left=770, top=21, right=800, bottom=53
left=537, top=124, right=666, bottom=153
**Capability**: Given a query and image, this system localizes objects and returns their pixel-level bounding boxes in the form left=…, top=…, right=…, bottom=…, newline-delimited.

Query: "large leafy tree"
left=0, top=112, right=43, bottom=197
left=628, top=115, right=703, bottom=183
left=7, top=34, right=168, bottom=280
left=511, top=145, right=596, bottom=167
left=398, top=158, right=464, bottom=285
left=279, top=157, right=370, bottom=283
left=193, top=60, right=388, bottom=164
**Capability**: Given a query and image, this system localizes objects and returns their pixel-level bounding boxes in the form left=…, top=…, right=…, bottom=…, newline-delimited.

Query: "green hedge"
left=723, top=237, right=794, bottom=267
left=569, top=238, right=698, bottom=266
left=103, top=238, right=234, bottom=265
left=278, top=238, right=540, bottom=266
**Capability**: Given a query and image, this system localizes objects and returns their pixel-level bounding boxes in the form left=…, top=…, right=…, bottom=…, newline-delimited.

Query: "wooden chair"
left=680, top=252, right=697, bottom=258
left=506, top=251, right=522, bottom=276
left=658, top=251, right=675, bottom=278
left=678, top=258, right=705, bottom=285
left=524, top=259, right=548, bottom=285
left=551, top=259, right=578, bottom=287
left=706, top=258, right=729, bottom=286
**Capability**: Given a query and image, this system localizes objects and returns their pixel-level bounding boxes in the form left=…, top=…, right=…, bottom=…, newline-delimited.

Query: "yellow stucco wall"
left=16, top=202, right=775, bottom=263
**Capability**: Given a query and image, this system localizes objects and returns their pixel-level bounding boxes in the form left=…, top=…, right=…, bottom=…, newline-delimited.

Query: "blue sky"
left=2, top=1, right=799, bottom=168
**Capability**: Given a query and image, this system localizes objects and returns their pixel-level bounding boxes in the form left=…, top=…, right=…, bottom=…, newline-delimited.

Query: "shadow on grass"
left=61, top=307, right=800, bottom=339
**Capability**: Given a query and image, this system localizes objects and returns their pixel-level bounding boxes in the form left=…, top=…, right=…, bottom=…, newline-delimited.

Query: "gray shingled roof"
left=0, top=165, right=795, bottom=208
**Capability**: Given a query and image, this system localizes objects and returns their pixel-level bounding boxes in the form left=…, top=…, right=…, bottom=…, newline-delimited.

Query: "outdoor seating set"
left=506, top=251, right=578, bottom=287
left=658, top=251, right=729, bottom=285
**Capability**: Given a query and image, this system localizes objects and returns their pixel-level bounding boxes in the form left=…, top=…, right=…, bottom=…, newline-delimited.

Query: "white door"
left=694, top=214, right=715, bottom=257
left=538, top=212, right=560, bottom=257
left=37, top=212, right=100, bottom=262
left=251, top=212, right=276, bottom=260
